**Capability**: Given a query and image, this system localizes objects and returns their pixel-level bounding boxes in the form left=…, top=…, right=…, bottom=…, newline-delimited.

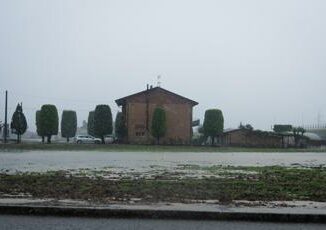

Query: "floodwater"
left=0, top=151, right=325, bottom=175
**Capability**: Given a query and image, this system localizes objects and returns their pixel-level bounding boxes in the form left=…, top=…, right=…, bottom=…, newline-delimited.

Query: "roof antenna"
left=157, top=75, right=161, bottom=87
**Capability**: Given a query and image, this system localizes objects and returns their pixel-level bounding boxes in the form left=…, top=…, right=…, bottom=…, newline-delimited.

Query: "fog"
left=0, top=0, right=325, bottom=132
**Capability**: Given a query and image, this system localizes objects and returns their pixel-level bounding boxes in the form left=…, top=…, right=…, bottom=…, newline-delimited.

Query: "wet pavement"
left=1, top=199, right=326, bottom=215
left=0, top=215, right=325, bottom=230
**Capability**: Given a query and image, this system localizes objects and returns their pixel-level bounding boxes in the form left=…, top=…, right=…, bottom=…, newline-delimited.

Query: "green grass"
left=0, top=143, right=325, bottom=152
left=1, top=166, right=325, bottom=202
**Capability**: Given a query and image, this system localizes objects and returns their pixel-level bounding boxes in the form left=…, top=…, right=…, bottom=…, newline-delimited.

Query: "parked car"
left=104, top=135, right=115, bottom=144
left=74, top=135, right=101, bottom=144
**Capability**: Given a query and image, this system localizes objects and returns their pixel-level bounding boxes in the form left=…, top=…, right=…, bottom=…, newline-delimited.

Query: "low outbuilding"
left=223, top=128, right=283, bottom=148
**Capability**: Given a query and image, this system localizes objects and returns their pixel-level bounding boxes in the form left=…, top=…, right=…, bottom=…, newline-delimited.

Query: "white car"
left=104, top=135, right=115, bottom=144
left=74, top=135, right=101, bottom=144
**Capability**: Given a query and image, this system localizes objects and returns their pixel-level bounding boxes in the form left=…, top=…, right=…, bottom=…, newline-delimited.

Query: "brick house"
left=115, top=87, right=198, bottom=144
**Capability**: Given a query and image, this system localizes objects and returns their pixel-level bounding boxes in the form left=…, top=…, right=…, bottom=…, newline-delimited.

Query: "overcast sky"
left=1, top=0, right=326, bottom=132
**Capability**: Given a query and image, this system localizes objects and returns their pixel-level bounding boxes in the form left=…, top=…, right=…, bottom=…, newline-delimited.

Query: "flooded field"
left=1, top=151, right=325, bottom=203
left=0, top=151, right=325, bottom=179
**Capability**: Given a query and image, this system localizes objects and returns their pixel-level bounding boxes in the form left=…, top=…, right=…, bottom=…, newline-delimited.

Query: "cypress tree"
left=10, top=103, right=27, bottom=143
left=94, top=105, right=113, bottom=144
left=87, top=111, right=95, bottom=136
left=203, top=109, right=224, bottom=145
left=36, top=110, right=45, bottom=143
left=115, top=112, right=127, bottom=142
left=61, top=110, right=77, bottom=142
left=151, top=107, right=167, bottom=144
left=40, top=104, right=59, bottom=143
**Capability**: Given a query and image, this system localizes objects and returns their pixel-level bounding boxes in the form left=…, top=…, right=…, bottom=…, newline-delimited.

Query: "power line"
left=4, top=90, right=8, bottom=143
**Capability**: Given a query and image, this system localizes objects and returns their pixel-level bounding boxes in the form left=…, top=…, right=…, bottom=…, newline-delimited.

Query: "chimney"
left=147, top=84, right=149, bottom=90
left=150, top=85, right=153, bottom=89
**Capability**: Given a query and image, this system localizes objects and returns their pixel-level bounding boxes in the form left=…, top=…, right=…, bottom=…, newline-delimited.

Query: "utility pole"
left=4, top=90, right=8, bottom=143
left=317, top=111, right=321, bottom=128
left=157, top=75, right=161, bottom=87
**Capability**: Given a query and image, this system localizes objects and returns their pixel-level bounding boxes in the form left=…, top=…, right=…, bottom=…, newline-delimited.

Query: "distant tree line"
left=273, top=124, right=306, bottom=147
left=34, top=104, right=116, bottom=144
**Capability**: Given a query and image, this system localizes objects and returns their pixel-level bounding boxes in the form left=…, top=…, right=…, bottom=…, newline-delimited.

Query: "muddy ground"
left=1, top=166, right=325, bottom=204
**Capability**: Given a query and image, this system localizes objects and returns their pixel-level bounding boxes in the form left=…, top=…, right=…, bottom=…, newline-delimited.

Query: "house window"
left=135, top=124, right=145, bottom=137
left=135, top=132, right=145, bottom=137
